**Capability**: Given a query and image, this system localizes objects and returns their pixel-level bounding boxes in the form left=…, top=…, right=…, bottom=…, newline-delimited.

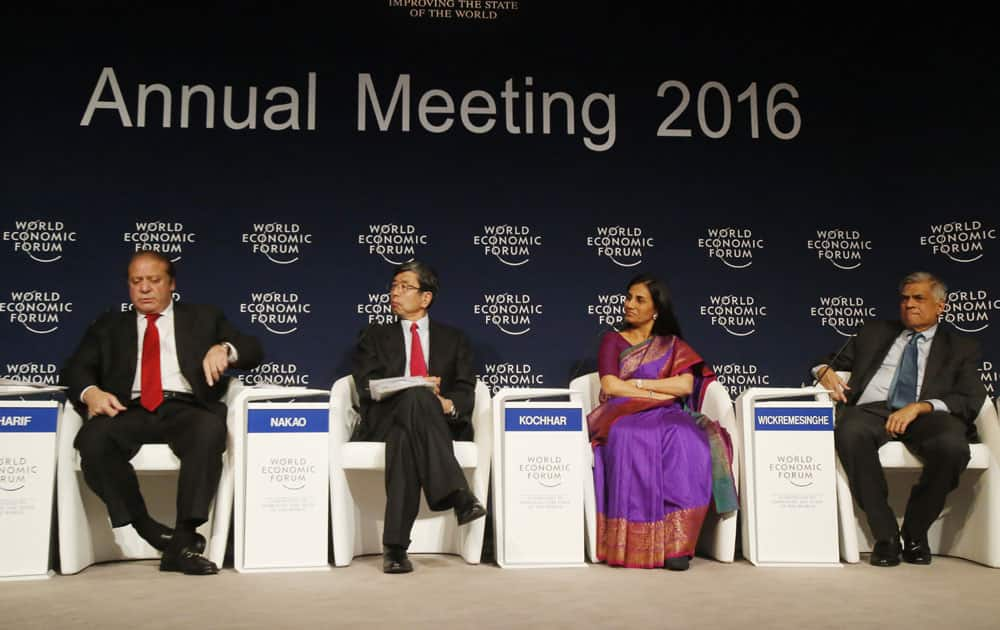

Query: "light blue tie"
left=888, top=332, right=923, bottom=410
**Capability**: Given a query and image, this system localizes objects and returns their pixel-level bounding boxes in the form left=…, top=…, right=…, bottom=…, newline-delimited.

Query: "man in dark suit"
left=814, top=271, right=987, bottom=567
left=61, top=251, right=262, bottom=575
left=352, top=261, right=486, bottom=573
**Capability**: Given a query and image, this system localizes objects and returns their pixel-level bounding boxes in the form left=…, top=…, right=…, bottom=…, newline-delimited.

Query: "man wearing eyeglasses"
left=352, top=261, right=487, bottom=573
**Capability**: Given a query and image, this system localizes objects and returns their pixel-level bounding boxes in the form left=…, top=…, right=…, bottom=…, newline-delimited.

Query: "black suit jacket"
left=352, top=319, right=476, bottom=441
left=816, top=320, right=987, bottom=427
left=61, top=302, right=263, bottom=419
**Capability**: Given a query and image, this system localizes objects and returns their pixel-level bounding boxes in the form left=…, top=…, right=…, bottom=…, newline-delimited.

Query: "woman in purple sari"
left=588, top=274, right=736, bottom=570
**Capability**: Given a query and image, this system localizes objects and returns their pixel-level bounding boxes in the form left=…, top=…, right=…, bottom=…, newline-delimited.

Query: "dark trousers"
left=834, top=401, right=970, bottom=541
left=73, top=399, right=227, bottom=528
left=354, top=388, right=469, bottom=548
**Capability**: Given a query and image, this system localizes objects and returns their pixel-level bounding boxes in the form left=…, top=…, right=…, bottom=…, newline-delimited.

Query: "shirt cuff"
left=925, top=399, right=948, bottom=414
left=79, top=385, right=96, bottom=403
left=222, top=342, right=238, bottom=363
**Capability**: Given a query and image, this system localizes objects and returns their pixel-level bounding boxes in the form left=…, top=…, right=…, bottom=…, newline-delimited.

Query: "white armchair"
left=569, top=372, right=740, bottom=563
left=56, top=381, right=245, bottom=574
left=328, top=376, right=492, bottom=566
left=824, top=372, right=1000, bottom=567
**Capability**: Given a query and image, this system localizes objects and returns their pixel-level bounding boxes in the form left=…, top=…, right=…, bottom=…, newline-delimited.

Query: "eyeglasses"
left=389, top=282, right=422, bottom=294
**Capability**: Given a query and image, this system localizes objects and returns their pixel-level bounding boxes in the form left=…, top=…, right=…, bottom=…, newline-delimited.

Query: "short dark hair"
left=623, top=273, right=683, bottom=338
left=395, top=260, right=439, bottom=307
left=128, top=250, right=175, bottom=279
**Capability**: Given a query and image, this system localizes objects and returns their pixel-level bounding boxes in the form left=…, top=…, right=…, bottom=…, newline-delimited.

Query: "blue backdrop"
left=2, top=5, right=997, bottom=400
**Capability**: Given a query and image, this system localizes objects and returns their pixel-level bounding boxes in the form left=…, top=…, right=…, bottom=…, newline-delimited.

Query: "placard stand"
left=0, top=390, right=62, bottom=580
left=232, top=387, right=329, bottom=573
left=492, top=388, right=588, bottom=568
left=736, top=387, right=840, bottom=567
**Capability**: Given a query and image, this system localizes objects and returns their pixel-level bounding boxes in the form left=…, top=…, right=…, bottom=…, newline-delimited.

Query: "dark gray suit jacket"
left=816, top=320, right=987, bottom=428
left=352, top=319, right=475, bottom=441
left=61, top=302, right=263, bottom=419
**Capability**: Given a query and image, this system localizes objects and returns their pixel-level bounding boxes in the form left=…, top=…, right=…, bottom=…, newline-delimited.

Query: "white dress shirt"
left=130, top=302, right=193, bottom=397
left=401, top=315, right=430, bottom=376
left=815, top=323, right=947, bottom=412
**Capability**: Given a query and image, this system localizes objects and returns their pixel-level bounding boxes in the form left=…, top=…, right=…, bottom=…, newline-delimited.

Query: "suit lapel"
left=386, top=323, right=406, bottom=377
left=428, top=321, right=447, bottom=376
left=173, top=303, right=190, bottom=371
left=855, top=322, right=903, bottom=399
left=921, top=326, right=947, bottom=395
left=120, top=311, right=139, bottom=386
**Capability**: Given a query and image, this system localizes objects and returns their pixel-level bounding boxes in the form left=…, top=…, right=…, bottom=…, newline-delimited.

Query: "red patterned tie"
left=141, top=313, right=163, bottom=412
left=409, top=322, right=428, bottom=377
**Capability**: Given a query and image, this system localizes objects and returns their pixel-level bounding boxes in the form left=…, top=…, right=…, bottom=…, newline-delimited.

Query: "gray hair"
left=899, top=271, right=947, bottom=302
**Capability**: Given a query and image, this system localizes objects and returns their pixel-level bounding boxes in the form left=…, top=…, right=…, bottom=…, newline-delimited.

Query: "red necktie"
left=410, top=322, right=428, bottom=377
left=141, top=313, right=163, bottom=412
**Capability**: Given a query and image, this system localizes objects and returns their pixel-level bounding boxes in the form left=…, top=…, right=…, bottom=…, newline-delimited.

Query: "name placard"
left=501, top=403, right=584, bottom=566
left=0, top=402, right=59, bottom=579
left=751, top=402, right=838, bottom=564
left=242, top=404, right=329, bottom=570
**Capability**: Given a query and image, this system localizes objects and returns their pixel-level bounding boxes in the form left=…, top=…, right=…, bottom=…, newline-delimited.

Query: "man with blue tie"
left=352, top=261, right=486, bottom=573
left=814, top=272, right=987, bottom=567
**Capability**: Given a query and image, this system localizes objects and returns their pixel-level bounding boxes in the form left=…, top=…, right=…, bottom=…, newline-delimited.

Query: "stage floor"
left=4, top=554, right=998, bottom=629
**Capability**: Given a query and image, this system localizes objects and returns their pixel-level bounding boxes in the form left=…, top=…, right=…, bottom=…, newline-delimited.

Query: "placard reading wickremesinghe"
left=752, top=402, right=838, bottom=564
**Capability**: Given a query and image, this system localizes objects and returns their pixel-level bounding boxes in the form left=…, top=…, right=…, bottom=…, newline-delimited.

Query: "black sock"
left=168, top=519, right=199, bottom=551
left=133, top=514, right=171, bottom=538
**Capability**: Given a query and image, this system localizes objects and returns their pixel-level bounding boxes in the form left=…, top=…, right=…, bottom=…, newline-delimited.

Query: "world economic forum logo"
left=262, top=456, right=316, bottom=491
left=3, top=220, right=78, bottom=263
left=1, top=290, right=73, bottom=334
left=122, top=221, right=196, bottom=262
left=358, top=223, right=429, bottom=264
left=920, top=220, right=997, bottom=263
left=981, top=360, right=998, bottom=396
left=240, top=291, right=312, bottom=335
left=474, top=225, right=541, bottom=266
left=242, top=222, right=313, bottom=264
left=477, top=362, right=545, bottom=396
left=699, top=295, right=766, bottom=336
left=712, top=363, right=771, bottom=399
left=586, top=226, right=653, bottom=267
left=697, top=227, right=764, bottom=269
left=944, top=289, right=1000, bottom=333
left=355, top=290, right=397, bottom=325
left=1, top=362, right=59, bottom=385
left=806, top=229, right=872, bottom=270
left=238, top=362, right=312, bottom=387
left=474, top=293, right=542, bottom=335
left=810, top=296, right=876, bottom=337
left=586, top=292, right=624, bottom=328
left=0, top=456, right=40, bottom=492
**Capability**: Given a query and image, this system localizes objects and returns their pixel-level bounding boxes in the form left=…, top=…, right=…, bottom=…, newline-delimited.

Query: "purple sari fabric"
left=588, top=332, right=722, bottom=568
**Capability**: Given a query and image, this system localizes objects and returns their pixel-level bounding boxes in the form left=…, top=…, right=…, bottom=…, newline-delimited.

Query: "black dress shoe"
left=456, top=500, right=487, bottom=526
left=664, top=556, right=691, bottom=571
left=383, top=546, right=413, bottom=574
left=159, top=545, right=219, bottom=575
left=902, top=537, right=932, bottom=565
left=870, top=539, right=901, bottom=567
